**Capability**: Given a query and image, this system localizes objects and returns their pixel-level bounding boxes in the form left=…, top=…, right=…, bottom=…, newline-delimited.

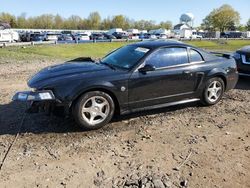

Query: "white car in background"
left=130, top=33, right=139, bottom=40
left=45, top=32, right=58, bottom=41
left=156, top=33, right=167, bottom=39
left=148, top=34, right=157, bottom=39
left=0, top=29, right=19, bottom=43
left=192, top=31, right=203, bottom=39
left=78, top=33, right=90, bottom=40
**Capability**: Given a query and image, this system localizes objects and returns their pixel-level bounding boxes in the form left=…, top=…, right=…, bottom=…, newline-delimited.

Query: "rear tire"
left=73, top=91, right=115, bottom=130
left=201, top=77, right=225, bottom=106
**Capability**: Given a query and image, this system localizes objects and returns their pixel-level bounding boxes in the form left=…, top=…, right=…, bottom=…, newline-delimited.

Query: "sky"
left=0, top=0, right=249, bottom=26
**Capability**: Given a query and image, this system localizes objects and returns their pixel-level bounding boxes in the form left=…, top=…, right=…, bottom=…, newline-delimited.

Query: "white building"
left=173, top=24, right=192, bottom=38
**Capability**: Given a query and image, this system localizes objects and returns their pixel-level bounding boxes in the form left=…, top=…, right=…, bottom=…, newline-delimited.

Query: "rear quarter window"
left=189, top=49, right=203, bottom=62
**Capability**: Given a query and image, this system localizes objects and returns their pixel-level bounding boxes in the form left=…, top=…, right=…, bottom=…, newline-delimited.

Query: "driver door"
left=128, top=47, right=198, bottom=109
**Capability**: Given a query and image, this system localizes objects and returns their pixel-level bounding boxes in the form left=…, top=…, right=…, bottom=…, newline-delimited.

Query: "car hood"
left=28, top=61, right=114, bottom=89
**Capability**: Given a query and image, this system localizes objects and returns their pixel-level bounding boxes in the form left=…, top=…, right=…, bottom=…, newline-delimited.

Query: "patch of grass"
left=18, top=42, right=129, bottom=59
left=0, top=40, right=250, bottom=63
left=0, top=42, right=129, bottom=63
left=186, top=39, right=250, bottom=51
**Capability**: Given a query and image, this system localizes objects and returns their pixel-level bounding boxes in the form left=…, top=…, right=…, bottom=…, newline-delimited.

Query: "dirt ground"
left=0, top=59, right=249, bottom=188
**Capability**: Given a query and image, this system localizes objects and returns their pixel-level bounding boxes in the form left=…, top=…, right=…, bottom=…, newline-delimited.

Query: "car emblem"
left=121, top=86, right=126, bottom=92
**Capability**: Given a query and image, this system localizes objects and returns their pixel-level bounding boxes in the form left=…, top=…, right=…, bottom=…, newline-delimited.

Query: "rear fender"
left=203, top=68, right=227, bottom=89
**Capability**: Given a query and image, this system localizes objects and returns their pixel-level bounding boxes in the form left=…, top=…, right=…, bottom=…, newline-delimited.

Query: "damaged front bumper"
left=12, top=90, right=62, bottom=114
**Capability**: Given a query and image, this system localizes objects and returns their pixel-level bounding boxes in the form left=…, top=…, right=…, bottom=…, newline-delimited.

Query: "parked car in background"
left=191, top=31, right=203, bottom=39
left=129, top=33, right=139, bottom=40
left=58, top=34, right=73, bottom=41
left=20, top=32, right=43, bottom=42
left=112, top=32, right=129, bottom=39
left=221, top=31, right=243, bottom=38
left=73, top=33, right=90, bottom=41
left=45, top=32, right=58, bottom=41
left=143, top=33, right=157, bottom=39
left=234, top=46, right=250, bottom=76
left=30, top=33, right=46, bottom=42
left=155, top=33, right=167, bottom=39
left=103, top=33, right=116, bottom=39
left=13, top=40, right=238, bottom=130
left=90, top=33, right=104, bottom=40
left=139, top=33, right=146, bottom=39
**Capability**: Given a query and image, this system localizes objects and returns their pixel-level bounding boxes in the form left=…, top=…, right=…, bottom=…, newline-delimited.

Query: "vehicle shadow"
left=0, top=78, right=249, bottom=136
left=0, top=102, right=81, bottom=136
left=235, top=76, right=250, bottom=90
left=0, top=101, right=198, bottom=136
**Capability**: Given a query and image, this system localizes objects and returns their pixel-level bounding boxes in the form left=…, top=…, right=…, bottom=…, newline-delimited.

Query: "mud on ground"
left=0, top=60, right=249, bottom=188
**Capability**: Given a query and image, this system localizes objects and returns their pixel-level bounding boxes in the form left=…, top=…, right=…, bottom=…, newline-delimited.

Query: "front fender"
left=70, top=80, right=120, bottom=102
left=55, top=78, right=129, bottom=111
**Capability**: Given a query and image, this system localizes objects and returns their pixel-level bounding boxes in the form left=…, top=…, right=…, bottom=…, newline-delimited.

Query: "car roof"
left=131, top=40, right=192, bottom=49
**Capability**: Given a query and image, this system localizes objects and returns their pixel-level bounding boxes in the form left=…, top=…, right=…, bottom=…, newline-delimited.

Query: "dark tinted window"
left=145, top=47, right=188, bottom=68
left=190, top=49, right=203, bottom=62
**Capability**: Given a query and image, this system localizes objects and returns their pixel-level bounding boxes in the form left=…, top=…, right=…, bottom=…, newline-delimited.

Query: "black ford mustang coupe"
left=13, top=40, right=238, bottom=130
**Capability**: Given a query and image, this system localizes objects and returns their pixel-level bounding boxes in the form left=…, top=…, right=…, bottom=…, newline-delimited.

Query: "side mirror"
left=138, top=64, right=155, bottom=73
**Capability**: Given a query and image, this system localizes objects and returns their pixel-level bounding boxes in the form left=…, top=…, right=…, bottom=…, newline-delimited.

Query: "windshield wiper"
left=100, top=61, right=116, bottom=70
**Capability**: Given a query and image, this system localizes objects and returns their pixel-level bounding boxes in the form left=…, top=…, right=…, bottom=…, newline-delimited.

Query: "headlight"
left=38, top=92, right=54, bottom=100
left=233, top=52, right=241, bottom=60
left=13, top=90, right=55, bottom=101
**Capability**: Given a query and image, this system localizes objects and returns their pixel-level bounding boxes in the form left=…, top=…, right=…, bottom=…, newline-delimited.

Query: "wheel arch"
left=207, top=68, right=227, bottom=90
left=70, top=87, right=121, bottom=115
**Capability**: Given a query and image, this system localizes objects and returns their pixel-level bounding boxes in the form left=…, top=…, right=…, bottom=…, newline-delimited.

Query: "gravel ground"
left=0, top=60, right=249, bottom=188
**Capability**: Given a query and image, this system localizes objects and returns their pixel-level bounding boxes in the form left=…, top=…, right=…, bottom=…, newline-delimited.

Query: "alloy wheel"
left=207, top=81, right=222, bottom=103
left=81, top=96, right=110, bottom=126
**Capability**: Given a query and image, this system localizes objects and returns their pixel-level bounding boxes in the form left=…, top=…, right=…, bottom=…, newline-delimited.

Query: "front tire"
left=201, top=77, right=225, bottom=106
left=73, top=91, right=115, bottom=130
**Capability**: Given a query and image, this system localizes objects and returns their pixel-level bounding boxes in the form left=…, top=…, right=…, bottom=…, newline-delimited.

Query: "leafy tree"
left=159, top=21, right=172, bottom=30
left=32, top=14, right=55, bottom=29
left=236, top=24, right=246, bottom=32
left=67, top=15, right=82, bottom=29
left=111, top=15, right=130, bottom=29
left=54, top=14, right=64, bottom=29
left=100, top=17, right=112, bottom=30
left=16, top=13, right=27, bottom=28
left=0, top=12, right=17, bottom=27
left=202, top=4, right=240, bottom=32
left=86, top=12, right=101, bottom=29
left=133, top=20, right=157, bottom=30
left=247, top=19, right=250, bottom=31
left=0, top=11, right=179, bottom=31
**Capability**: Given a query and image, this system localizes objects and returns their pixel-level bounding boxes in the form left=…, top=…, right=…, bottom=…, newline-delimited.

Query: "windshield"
left=101, top=45, right=150, bottom=70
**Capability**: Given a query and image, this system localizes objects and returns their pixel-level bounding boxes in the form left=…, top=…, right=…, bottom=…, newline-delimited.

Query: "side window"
left=189, top=49, right=203, bottom=62
left=145, top=47, right=188, bottom=68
